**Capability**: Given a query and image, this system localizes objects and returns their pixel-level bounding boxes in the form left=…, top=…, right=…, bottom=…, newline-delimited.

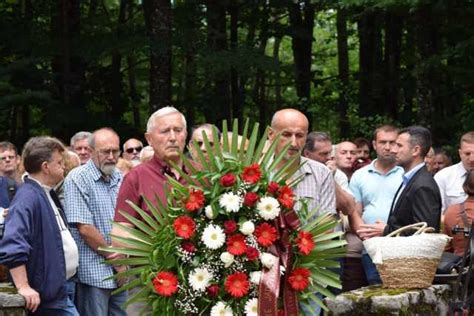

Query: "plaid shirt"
left=64, top=160, right=123, bottom=289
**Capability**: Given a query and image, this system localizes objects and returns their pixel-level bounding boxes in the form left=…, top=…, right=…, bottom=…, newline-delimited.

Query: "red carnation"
left=254, top=223, right=278, bottom=247
left=226, top=234, right=247, bottom=255
left=185, top=189, right=205, bottom=211
left=173, top=216, right=196, bottom=239
left=288, top=268, right=311, bottom=291
left=267, top=181, right=280, bottom=195
left=241, top=163, right=262, bottom=184
left=245, top=246, right=259, bottom=261
left=296, top=231, right=315, bottom=255
left=220, top=173, right=236, bottom=187
left=243, top=192, right=259, bottom=207
left=206, top=284, right=220, bottom=297
left=224, top=220, right=238, bottom=234
left=152, top=271, right=179, bottom=297
left=225, top=272, right=250, bottom=298
left=278, top=185, right=294, bottom=209
left=181, top=241, right=196, bottom=253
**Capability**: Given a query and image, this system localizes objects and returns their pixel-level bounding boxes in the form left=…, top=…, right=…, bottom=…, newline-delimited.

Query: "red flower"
left=226, top=234, right=247, bottom=255
left=245, top=246, right=259, bottom=261
left=241, top=164, right=262, bottom=184
left=255, top=223, right=278, bottom=247
left=173, top=216, right=196, bottom=239
left=278, top=311, right=285, bottom=316
left=181, top=241, right=196, bottom=253
left=224, top=220, right=238, bottom=234
left=243, top=192, right=259, bottom=207
left=206, top=284, right=220, bottom=297
left=296, top=231, right=315, bottom=255
left=288, top=268, right=311, bottom=291
left=220, top=173, right=236, bottom=187
left=152, top=272, right=179, bottom=296
left=225, top=272, right=250, bottom=298
left=267, top=181, right=280, bottom=195
left=185, top=189, right=205, bottom=211
left=278, top=185, right=294, bottom=209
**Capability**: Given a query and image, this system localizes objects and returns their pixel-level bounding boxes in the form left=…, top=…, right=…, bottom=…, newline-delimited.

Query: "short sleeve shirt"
left=434, top=162, right=468, bottom=213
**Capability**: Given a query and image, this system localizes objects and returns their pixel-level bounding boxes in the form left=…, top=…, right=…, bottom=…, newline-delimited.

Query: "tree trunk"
left=273, top=36, right=283, bottom=107
left=229, top=1, right=242, bottom=123
left=336, top=8, right=350, bottom=138
left=143, top=0, right=172, bottom=113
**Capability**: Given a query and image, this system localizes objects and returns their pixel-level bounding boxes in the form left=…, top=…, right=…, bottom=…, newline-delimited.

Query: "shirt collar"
left=149, top=155, right=188, bottom=179
left=367, top=159, right=402, bottom=175
left=28, top=175, right=52, bottom=192
left=403, top=162, right=425, bottom=185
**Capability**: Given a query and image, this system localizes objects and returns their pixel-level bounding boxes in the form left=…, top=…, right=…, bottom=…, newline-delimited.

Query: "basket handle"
left=386, top=222, right=428, bottom=237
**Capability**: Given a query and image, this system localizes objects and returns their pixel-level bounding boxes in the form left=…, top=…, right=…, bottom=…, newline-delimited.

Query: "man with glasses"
left=122, top=138, right=143, bottom=167
left=0, top=141, right=21, bottom=183
left=64, top=128, right=126, bottom=316
left=188, top=123, right=220, bottom=161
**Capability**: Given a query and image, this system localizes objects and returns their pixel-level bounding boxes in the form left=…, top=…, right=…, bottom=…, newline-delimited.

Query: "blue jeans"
left=362, top=253, right=382, bottom=285
left=32, top=279, right=79, bottom=316
left=75, top=282, right=127, bottom=316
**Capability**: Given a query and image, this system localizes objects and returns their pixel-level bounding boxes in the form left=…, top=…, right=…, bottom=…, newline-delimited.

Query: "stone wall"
left=0, top=284, right=26, bottom=316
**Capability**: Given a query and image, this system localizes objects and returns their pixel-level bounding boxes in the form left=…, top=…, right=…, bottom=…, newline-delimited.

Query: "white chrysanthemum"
left=239, top=221, right=255, bottom=235
left=219, top=192, right=242, bottom=213
left=244, top=298, right=258, bottom=316
left=250, top=271, right=262, bottom=285
left=220, top=252, right=234, bottom=268
left=201, top=224, right=226, bottom=249
left=260, top=252, right=277, bottom=269
left=205, top=205, right=216, bottom=219
left=210, top=302, right=233, bottom=316
left=256, top=196, right=280, bottom=220
left=189, top=267, right=212, bottom=292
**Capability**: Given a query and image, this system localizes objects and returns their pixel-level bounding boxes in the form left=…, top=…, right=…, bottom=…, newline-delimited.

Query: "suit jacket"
left=384, top=166, right=441, bottom=235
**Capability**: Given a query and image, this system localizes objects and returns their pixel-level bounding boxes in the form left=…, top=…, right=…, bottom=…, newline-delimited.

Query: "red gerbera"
left=226, top=234, right=247, bottom=255
left=254, top=223, right=278, bottom=247
left=267, top=181, right=280, bottom=195
left=241, top=163, right=262, bottom=184
left=225, top=272, right=250, bottom=298
left=243, top=191, right=259, bottom=207
left=185, top=189, right=205, bottom=211
left=173, top=216, right=196, bottom=239
left=245, top=246, right=259, bottom=261
left=296, top=231, right=315, bottom=255
left=278, top=185, right=294, bottom=209
left=224, top=220, right=238, bottom=234
left=152, top=271, right=179, bottom=296
left=288, top=268, right=311, bottom=291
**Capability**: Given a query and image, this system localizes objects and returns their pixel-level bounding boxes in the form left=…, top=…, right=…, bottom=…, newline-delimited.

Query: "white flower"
left=210, top=302, right=233, bottom=316
left=205, top=205, right=216, bottom=219
left=220, top=252, right=235, bottom=268
left=244, top=298, right=258, bottom=316
left=189, top=267, right=212, bottom=292
left=201, top=224, right=226, bottom=249
left=239, top=221, right=255, bottom=235
left=250, top=271, right=262, bottom=285
left=219, top=192, right=242, bottom=213
left=260, top=252, right=277, bottom=269
left=256, top=196, right=280, bottom=220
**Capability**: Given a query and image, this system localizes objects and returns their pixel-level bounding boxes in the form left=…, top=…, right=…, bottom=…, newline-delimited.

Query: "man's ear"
left=144, top=132, right=152, bottom=146
left=40, top=161, right=49, bottom=174
left=268, top=127, right=275, bottom=141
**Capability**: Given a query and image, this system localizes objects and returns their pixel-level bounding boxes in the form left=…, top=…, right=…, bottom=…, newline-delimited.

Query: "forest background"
left=1, top=0, right=473, bottom=159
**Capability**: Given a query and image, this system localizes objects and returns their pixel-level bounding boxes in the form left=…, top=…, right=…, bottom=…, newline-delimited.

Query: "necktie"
left=49, top=189, right=69, bottom=228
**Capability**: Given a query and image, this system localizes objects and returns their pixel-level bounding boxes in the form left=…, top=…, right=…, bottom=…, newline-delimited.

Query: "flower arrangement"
left=105, top=121, right=346, bottom=315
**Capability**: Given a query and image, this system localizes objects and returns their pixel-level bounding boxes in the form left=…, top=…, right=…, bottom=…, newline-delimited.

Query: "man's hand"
left=357, top=220, right=386, bottom=240
left=2, top=208, right=8, bottom=218
left=325, top=160, right=337, bottom=174
left=113, top=265, right=129, bottom=287
left=18, top=286, right=40, bottom=312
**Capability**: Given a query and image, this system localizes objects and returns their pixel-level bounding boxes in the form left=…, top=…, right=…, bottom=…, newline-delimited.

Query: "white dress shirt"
left=434, top=162, right=468, bottom=213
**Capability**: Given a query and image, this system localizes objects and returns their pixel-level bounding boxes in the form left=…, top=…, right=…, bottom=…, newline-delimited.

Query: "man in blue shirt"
left=64, top=128, right=126, bottom=316
left=349, top=125, right=404, bottom=284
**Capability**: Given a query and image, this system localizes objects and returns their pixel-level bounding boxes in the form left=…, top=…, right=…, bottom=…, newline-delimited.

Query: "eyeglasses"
left=97, top=149, right=121, bottom=157
left=196, top=141, right=214, bottom=147
left=125, top=146, right=143, bottom=154
left=0, top=155, right=16, bottom=162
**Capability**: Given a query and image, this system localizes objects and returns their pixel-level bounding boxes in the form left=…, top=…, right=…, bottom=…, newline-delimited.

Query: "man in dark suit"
left=358, top=126, right=442, bottom=238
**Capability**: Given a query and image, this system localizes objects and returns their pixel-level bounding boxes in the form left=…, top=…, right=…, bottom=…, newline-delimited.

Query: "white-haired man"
left=70, top=131, right=92, bottom=165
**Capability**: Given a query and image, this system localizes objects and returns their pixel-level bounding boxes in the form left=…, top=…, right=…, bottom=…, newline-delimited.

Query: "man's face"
left=46, top=150, right=66, bottom=186
left=373, top=131, right=397, bottom=163
left=0, top=149, right=19, bottom=175
left=269, top=117, right=308, bottom=162
left=356, top=144, right=370, bottom=160
left=335, top=142, right=357, bottom=170
left=433, top=154, right=450, bottom=173
left=145, top=113, right=187, bottom=162
left=73, top=138, right=92, bottom=165
left=459, top=141, right=474, bottom=171
left=92, top=133, right=120, bottom=176
left=123, top=139, right=143, bottom=162
left=189, top=127, right=215, bottom=161
left=392, top=133, right=415, bottom=169
left=304, top=140, right=332, bottom=164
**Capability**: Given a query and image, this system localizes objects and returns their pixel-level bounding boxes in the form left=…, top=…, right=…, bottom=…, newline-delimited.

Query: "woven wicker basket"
left=363, top=222, right=451, bottom=289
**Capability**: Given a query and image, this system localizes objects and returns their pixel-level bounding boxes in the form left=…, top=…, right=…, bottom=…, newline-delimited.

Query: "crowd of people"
left=0, top=106, right=472, bottom=316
